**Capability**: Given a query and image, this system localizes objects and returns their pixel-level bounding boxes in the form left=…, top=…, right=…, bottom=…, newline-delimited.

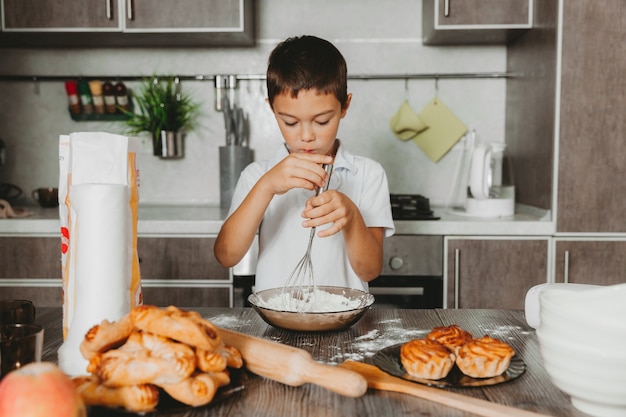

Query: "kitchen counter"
left=35, top=307, right=576, bottom=417
left=0, top=203, right=554, bottom=236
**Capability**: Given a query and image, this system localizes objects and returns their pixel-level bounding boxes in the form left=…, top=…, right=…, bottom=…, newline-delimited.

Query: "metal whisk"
left=282, top=163, right=334, bottom=311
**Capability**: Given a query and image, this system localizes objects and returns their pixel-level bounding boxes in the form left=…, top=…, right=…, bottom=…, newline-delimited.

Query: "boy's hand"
left=261, top=153, right=333, bottom=196
left=301, top=190, right=356, bottom=237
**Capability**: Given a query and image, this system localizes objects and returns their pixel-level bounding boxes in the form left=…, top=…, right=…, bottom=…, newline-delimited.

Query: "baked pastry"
left=400, top=339, right=455, bottom=380
left=80, top=314, right=134, bottom=359
left=455, top=335, right=515, bottom=378
left=427, top=325, right=473, bottom=354
left=73, top=375, right=159, bottom=413
left=91, top=331, right=196, bottom=387
left=130, top=305, right=222, bottom=350
left=158, top=371, right=230, bottom=407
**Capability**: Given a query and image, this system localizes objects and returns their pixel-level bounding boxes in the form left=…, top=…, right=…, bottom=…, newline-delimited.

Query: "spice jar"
left=88, top=80, right=105, bottom=114
left=77, top=81, right=94, bottom=114
left=114, top=81, right=130, bottom=112
left=103, top=81, right=117, bottom=114
left=64, top=81, right=81, bottom=115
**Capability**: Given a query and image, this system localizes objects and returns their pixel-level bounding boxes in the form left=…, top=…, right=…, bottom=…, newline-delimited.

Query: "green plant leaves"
left=123, top=76, right=201, bottom=139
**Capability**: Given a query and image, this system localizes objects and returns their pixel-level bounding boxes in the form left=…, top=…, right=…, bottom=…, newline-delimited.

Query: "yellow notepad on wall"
left=413, top=98, right=468, bottom=163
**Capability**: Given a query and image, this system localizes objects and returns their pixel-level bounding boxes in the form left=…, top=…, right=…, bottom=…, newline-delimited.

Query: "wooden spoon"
left=339, top=360, right=552, bottom=417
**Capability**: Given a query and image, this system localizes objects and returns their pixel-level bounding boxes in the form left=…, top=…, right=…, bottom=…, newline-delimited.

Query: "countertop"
left=0, top=204, right=554, bottom=237
left=35, top=307, right=577, bottom=417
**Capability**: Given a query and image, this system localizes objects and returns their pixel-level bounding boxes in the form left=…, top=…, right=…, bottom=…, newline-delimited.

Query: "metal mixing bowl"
left=248, top=286, right=375, bottom=332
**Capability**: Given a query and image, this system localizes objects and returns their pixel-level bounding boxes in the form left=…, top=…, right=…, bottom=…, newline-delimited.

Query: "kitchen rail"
left=0, top=72, right=514, bottom=83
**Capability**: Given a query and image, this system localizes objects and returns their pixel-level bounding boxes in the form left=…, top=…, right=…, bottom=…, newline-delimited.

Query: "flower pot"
left=153, top=130, right=185, bottom=159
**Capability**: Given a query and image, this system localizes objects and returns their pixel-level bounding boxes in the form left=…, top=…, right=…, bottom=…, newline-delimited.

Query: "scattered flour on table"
left=256, top=288, right=365, bottom=312
left=328, top=318, right=430, bottom=363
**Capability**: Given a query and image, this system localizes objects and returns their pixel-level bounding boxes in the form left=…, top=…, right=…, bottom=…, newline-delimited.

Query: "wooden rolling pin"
left=339, top=361, right=552, bottom=417
left=218, top=327, right=367, bottom=398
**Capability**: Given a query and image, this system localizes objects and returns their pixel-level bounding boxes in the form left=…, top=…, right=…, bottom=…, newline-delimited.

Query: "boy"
left=214, top=35, right=394, bottom=292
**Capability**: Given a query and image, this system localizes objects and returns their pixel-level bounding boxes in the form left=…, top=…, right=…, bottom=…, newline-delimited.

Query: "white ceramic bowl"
left=537, top=285, right=626, bottom=417
left=538, top=332, right=626, bottom=416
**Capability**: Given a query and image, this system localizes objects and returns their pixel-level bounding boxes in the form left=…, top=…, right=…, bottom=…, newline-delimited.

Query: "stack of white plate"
left=537, top=283, right=626, bottom=417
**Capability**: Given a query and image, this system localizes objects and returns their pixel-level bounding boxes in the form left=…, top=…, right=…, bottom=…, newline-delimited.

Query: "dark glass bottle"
left=114, top=81, right=130, bottom=112
left=102, top=81, right=117, bottom=114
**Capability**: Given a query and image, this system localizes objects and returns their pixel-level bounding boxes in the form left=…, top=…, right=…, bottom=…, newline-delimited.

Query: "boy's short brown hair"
left=266, top=35, right=348, bottom=109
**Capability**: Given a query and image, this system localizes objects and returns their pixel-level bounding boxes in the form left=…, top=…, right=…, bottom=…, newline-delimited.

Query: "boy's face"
left=270, top=89, right=351, bottom=156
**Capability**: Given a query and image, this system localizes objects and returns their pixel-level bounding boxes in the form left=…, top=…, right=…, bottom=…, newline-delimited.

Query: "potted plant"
left=123, top=76, right=201, bottom=159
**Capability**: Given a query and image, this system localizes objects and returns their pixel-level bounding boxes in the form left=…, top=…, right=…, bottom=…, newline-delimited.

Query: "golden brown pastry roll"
left=427, top=324, right=473, bottom=354
left=158, top=371, right=230, bottom=407
left=93, top=331, right=196, bottom=387
left=400, top=339, right=455, bottom=380
left=455, top=335, right=515, bottom=378
left=73, top=375, right=159, bottom=413
left=80, top=314, right=134, bottom=359
left=130, top=305, right=222, bottom=350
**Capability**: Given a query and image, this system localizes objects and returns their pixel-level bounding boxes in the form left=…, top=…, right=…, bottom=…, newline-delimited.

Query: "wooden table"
left=35, top=307, right=585, bottom=417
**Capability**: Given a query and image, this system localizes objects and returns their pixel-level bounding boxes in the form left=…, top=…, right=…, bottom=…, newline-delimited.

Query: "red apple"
left=0, top=362, right=86, bottom=417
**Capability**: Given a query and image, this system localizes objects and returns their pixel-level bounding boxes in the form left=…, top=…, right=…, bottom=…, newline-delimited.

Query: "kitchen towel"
left=389, top=100, right=429, bottom=141
left=413, top=98, right=468, bottom=163
left=57, top=183, right=131, bottom=376
left=58, top=132, right=141, bottom=376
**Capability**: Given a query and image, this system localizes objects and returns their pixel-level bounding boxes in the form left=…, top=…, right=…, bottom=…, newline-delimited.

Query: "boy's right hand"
left=261, top=153, right=333, bottom=196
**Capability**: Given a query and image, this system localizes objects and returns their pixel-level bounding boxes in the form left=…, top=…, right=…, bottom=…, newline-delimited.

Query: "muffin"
left=427, top=324, right=473, bottom=354
left=400, top=339, right=456, bottom=380
left=455, top=335, right=515, bottom=378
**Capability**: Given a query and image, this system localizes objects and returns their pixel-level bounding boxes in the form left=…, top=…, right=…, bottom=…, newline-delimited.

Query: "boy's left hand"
left=301, top=190, right=356, bottom=237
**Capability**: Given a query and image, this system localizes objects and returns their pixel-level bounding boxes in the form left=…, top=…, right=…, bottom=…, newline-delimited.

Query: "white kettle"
left=465, top=142, right=515, bottom=217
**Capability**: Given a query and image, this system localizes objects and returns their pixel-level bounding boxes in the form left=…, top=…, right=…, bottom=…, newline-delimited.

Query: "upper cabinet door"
left=435, top=0, right=531, bottom=26
left=422, top=0, right=533, bottom=45
left=124, top=0, right=243, bottom=31
left=0, top=0, right=254, bottom=46
left=2, top=0, right=121, bottom=30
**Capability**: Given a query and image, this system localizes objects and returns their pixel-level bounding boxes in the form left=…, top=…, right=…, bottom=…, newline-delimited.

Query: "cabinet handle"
left=105, top=0, right=113, bottom=20
left=453, top=248, right=460, bottom=309
left=444, top=0, right=450, bottom=17
left=564, top=250, right=570, bottom=283
left=126, top=0, right=134, bottom=21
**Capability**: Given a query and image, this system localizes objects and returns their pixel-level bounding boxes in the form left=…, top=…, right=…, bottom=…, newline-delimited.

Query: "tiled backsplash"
left=0, top=0, right=507, bottom=207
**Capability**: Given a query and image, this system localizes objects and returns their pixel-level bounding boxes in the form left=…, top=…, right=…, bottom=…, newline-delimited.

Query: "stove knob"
left=389, top=256, right=404, bottom=271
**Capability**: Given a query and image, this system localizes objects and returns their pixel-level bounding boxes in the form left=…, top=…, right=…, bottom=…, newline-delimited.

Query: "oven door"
left=369, top=235, right=444, bottom=309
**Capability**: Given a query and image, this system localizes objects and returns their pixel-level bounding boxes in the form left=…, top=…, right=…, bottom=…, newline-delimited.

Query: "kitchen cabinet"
left=554, top=239, right=626, bottom=286
left=137, top=237, right=231, bottom=308
left=422, top=0, right=533, bottom=45
left=0, top=0, right=254, bottom=47
left=555, top=1, right=626, bottom=234
left=0, top=237, right=62, bottom=307
left=0, top=236, right=231, bottom=308
left=445, top=237, right=549, bottom=309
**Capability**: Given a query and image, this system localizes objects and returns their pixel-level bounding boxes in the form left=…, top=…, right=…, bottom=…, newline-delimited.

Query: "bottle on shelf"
left=77, top=81, right=94, bottom=114
left=64, top=81, right=81, bottom=115
left=103, top=81, right=117, bottom=114
left=88, top=80, right=105, bottom=114
left=114, top=81, right=130, bottom=112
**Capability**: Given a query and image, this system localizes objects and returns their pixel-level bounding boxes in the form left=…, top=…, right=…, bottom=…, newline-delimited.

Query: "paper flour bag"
left=58, top=132, right=142, bottom=375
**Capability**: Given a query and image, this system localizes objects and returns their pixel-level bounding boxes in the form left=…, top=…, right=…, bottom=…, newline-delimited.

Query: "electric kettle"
left=0, top=138, right=23, bottom=201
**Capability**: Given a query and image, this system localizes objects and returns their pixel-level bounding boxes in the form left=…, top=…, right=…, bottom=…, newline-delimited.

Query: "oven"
left=369, top=235, right=443, bottom=309
left=369, top=194, right=443, bottom=309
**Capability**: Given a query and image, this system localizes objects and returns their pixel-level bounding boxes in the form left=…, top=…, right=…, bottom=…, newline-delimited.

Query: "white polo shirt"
left=228, top=141, right=395, bottom=292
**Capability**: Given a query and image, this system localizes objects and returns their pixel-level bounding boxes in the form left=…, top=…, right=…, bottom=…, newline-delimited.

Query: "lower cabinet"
left=445, top=237, right=550, bottom=309
left=137, top=237, right=232, bottom=308
left=0, top=236, right=232, bottom=308
left=553, top=239, right=626, bottom=285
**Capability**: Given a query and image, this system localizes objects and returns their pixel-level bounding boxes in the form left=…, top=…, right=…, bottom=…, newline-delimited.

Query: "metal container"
left=248, top=286, right=374, bottom=332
